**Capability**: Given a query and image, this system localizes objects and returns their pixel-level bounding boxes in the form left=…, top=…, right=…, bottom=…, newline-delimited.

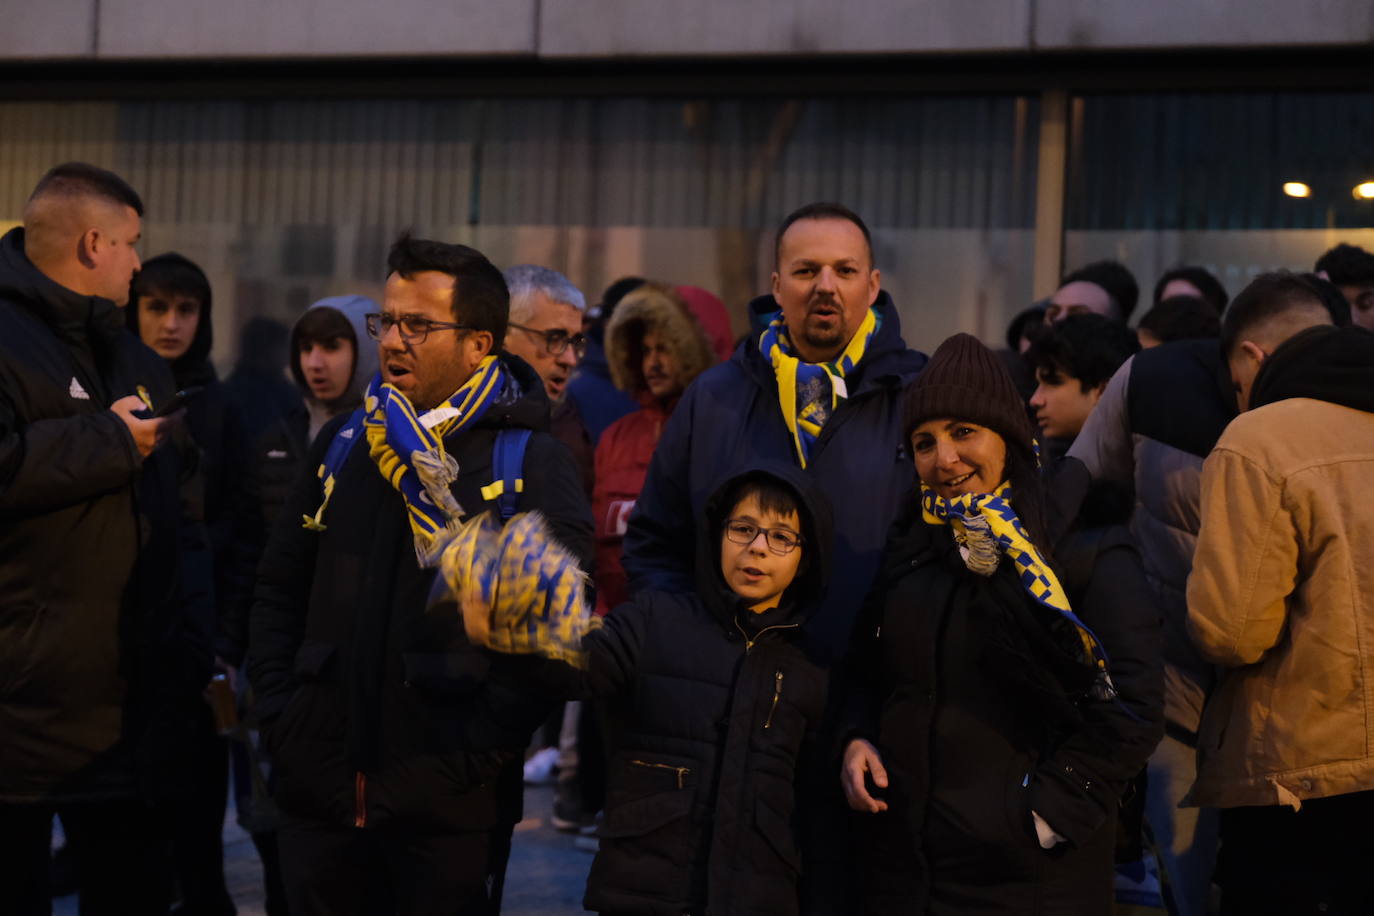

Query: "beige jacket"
left=1186, top=397, right=1374, bottom=809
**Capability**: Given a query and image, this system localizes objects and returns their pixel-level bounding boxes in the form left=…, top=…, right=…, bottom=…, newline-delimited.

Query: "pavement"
left=51, top=784, right=594, bottom=915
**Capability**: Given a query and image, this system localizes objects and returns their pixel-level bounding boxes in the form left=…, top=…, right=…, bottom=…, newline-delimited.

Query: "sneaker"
left=522, top=747, right=560, bottom=786
left=551, top=797, right=596, bottom=833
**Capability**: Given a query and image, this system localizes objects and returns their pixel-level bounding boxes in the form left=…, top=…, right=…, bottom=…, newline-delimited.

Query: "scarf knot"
left=759, top=307, right=879, bottom=468
left=302, top=356, right=508, bottom=568
left=921, top=481, right=1117, bottom=702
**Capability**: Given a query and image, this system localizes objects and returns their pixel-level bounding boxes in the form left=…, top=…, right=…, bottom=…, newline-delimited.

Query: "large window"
left=1063, top=91, right=1374, bottom=305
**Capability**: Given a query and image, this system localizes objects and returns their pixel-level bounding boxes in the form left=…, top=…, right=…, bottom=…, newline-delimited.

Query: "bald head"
left=1222, top=272, right=1334, bottom=411
left=22, top=163, right=144, bottom=306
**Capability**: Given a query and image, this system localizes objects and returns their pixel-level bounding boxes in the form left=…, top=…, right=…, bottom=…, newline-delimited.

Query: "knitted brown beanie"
left=903, top=333, right=1036, bottom=456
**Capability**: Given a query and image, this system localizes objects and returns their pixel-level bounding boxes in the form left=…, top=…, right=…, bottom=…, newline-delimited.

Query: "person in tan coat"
left=1187, top=271, right=1374, bottom=915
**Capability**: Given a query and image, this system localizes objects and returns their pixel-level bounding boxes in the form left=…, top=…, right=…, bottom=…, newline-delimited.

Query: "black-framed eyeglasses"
left=365, top=313, right=474, bottom=344
left=508, top=322, right=587, bottom=359
left=723, top=519, right=803, bottom=556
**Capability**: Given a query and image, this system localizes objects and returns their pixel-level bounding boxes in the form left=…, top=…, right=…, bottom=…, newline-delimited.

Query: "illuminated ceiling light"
left=1283, top=182, right=1312, bottom=198
left=1354, top=181, right=1374, bottom=200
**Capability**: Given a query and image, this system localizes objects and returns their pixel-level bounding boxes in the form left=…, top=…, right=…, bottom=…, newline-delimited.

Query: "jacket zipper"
left=764, top=670, right=784, bottom=729
left=733, top=618, right=799, bottom=653
left=629, top=759, right=691, bottom=789
left=354, top=771, right=367, bottom=828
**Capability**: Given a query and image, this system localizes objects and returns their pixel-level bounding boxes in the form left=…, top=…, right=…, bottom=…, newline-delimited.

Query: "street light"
left=1283, top=182, right=1312, bottom=198
left=1354, top=182, right=1374, bottom=200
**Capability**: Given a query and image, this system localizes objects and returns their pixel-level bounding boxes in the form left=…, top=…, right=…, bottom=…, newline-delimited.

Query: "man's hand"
left=110, top=395, right=173, bottom=458
left=841, top=738, right=889, bottom=813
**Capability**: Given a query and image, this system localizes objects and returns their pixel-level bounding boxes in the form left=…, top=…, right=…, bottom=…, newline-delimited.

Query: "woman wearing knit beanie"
left=840, top=334, right=1164, bottom=914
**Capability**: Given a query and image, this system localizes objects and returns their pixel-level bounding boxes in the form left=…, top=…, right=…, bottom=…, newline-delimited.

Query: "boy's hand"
left=841, top=738, right=889, bottom=813
left=459, top=583, right=493, bottom=648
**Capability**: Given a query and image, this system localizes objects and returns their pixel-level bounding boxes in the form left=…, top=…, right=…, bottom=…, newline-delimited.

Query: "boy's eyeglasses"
left=365, top=312, right=474, bottom=344
left=723, top=519, right=803, bottom=556
left=508, top=322, right=587, bottom=359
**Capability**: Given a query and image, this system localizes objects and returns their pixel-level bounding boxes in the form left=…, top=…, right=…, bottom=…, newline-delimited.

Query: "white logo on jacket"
left=606, top=500, right=636, bottom=537
left=68, top=378, right=90, bottom=400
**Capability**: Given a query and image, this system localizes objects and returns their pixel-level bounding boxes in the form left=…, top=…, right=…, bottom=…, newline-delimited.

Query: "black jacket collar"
left=736, top=290, right=926, bottom=398
left=0, top=227, right=125, bottom=350
left=1250, top=325, right=1374, bottom=414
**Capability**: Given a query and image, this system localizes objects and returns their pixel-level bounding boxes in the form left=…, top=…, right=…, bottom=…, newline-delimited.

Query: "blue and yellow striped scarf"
left=921, top=481, right=1117, bottom=701
left=303, top=356, right=508, bottom=568
left=759, top=307, right=879, bottom=468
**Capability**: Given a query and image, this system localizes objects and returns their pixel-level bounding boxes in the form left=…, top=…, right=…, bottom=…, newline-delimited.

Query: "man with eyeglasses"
left=502, top=264, right=594, bottom=497
left=249, top=234, right=593, bottom=916
left=499, top=264, right=596, bottom=819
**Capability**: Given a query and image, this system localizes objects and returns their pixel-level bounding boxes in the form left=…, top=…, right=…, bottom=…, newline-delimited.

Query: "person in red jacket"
left=593, top=283, right=718, bottom=614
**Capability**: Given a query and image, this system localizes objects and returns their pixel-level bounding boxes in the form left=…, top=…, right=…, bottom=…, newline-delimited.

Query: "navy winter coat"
left=623, top=292, right=926, bottom=665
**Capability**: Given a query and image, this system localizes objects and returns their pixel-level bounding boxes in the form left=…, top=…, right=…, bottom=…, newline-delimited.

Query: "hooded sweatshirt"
left=220, top=295, right=380, bottom=664
left=127, top=254, right=251, bottom=654
left=1249, top=324, right=1374, bottom=413
left=291, top=295, right=380, bottom=441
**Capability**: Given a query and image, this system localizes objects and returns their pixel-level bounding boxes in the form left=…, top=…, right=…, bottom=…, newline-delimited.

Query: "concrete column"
left=1032, top=90, right=1069, bottom=298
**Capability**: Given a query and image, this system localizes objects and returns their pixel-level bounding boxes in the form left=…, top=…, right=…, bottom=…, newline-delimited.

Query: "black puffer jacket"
left=127, top=274, right=253, bottom=662
left=850, top=458, right=1163, bottom=915
left=0, top=227, right=214, bottom=804
left=247, top=355, right=593, bottom=831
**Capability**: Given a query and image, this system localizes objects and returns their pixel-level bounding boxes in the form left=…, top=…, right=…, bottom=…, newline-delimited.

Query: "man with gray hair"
left=502, top=264, right=592, bottom=494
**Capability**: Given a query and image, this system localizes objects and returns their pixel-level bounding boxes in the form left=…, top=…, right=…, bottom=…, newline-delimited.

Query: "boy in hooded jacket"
left=451, top=463, right=834, bottom=916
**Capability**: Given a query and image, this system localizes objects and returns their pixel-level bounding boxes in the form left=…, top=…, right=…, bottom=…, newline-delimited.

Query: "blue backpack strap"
left=302, top=408, right=366, bottom=532
left=482, top=427, right=532, bottom=521
left=322, top=408, right=367, bottom=479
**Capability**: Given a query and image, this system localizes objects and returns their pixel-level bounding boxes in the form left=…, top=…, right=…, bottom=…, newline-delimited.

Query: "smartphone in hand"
left=140, top=386, right=204, bottom=419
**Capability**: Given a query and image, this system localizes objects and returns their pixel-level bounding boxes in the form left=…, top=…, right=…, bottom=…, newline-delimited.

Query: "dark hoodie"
left=127, top=253, right=252, bottom=659
left=221, top=296, right=381, bottom=664
left=558, top=463, right=835, bottom=916
left=0, top=227, right=213, bottom=803
left=1250, top=324, right=1374, bottom=413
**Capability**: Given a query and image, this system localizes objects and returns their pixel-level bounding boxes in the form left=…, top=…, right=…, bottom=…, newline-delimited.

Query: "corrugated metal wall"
left=0, top=97, right=1038, bottom=230
left=0, top=95, right=1042, bottom=363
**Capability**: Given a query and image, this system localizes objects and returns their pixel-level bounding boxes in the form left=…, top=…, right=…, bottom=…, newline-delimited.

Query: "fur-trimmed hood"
left=604, top=284, right=717, bottom=397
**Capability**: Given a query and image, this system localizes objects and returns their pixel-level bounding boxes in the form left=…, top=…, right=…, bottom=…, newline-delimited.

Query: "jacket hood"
left=124, top=252, right=215, bottom=387
left=1250, top=325, right=1374, bottom=414
left=741, top=289, right=927, bottom=395
left=675, top=285, right=735, bottom=362
left=290, top=294, right=381, bottom=410
left=605, top=285, right=717, bottom=397
left=696, top=461, right=834, bottom=628
left=0, top=226, right=126, bottom=350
